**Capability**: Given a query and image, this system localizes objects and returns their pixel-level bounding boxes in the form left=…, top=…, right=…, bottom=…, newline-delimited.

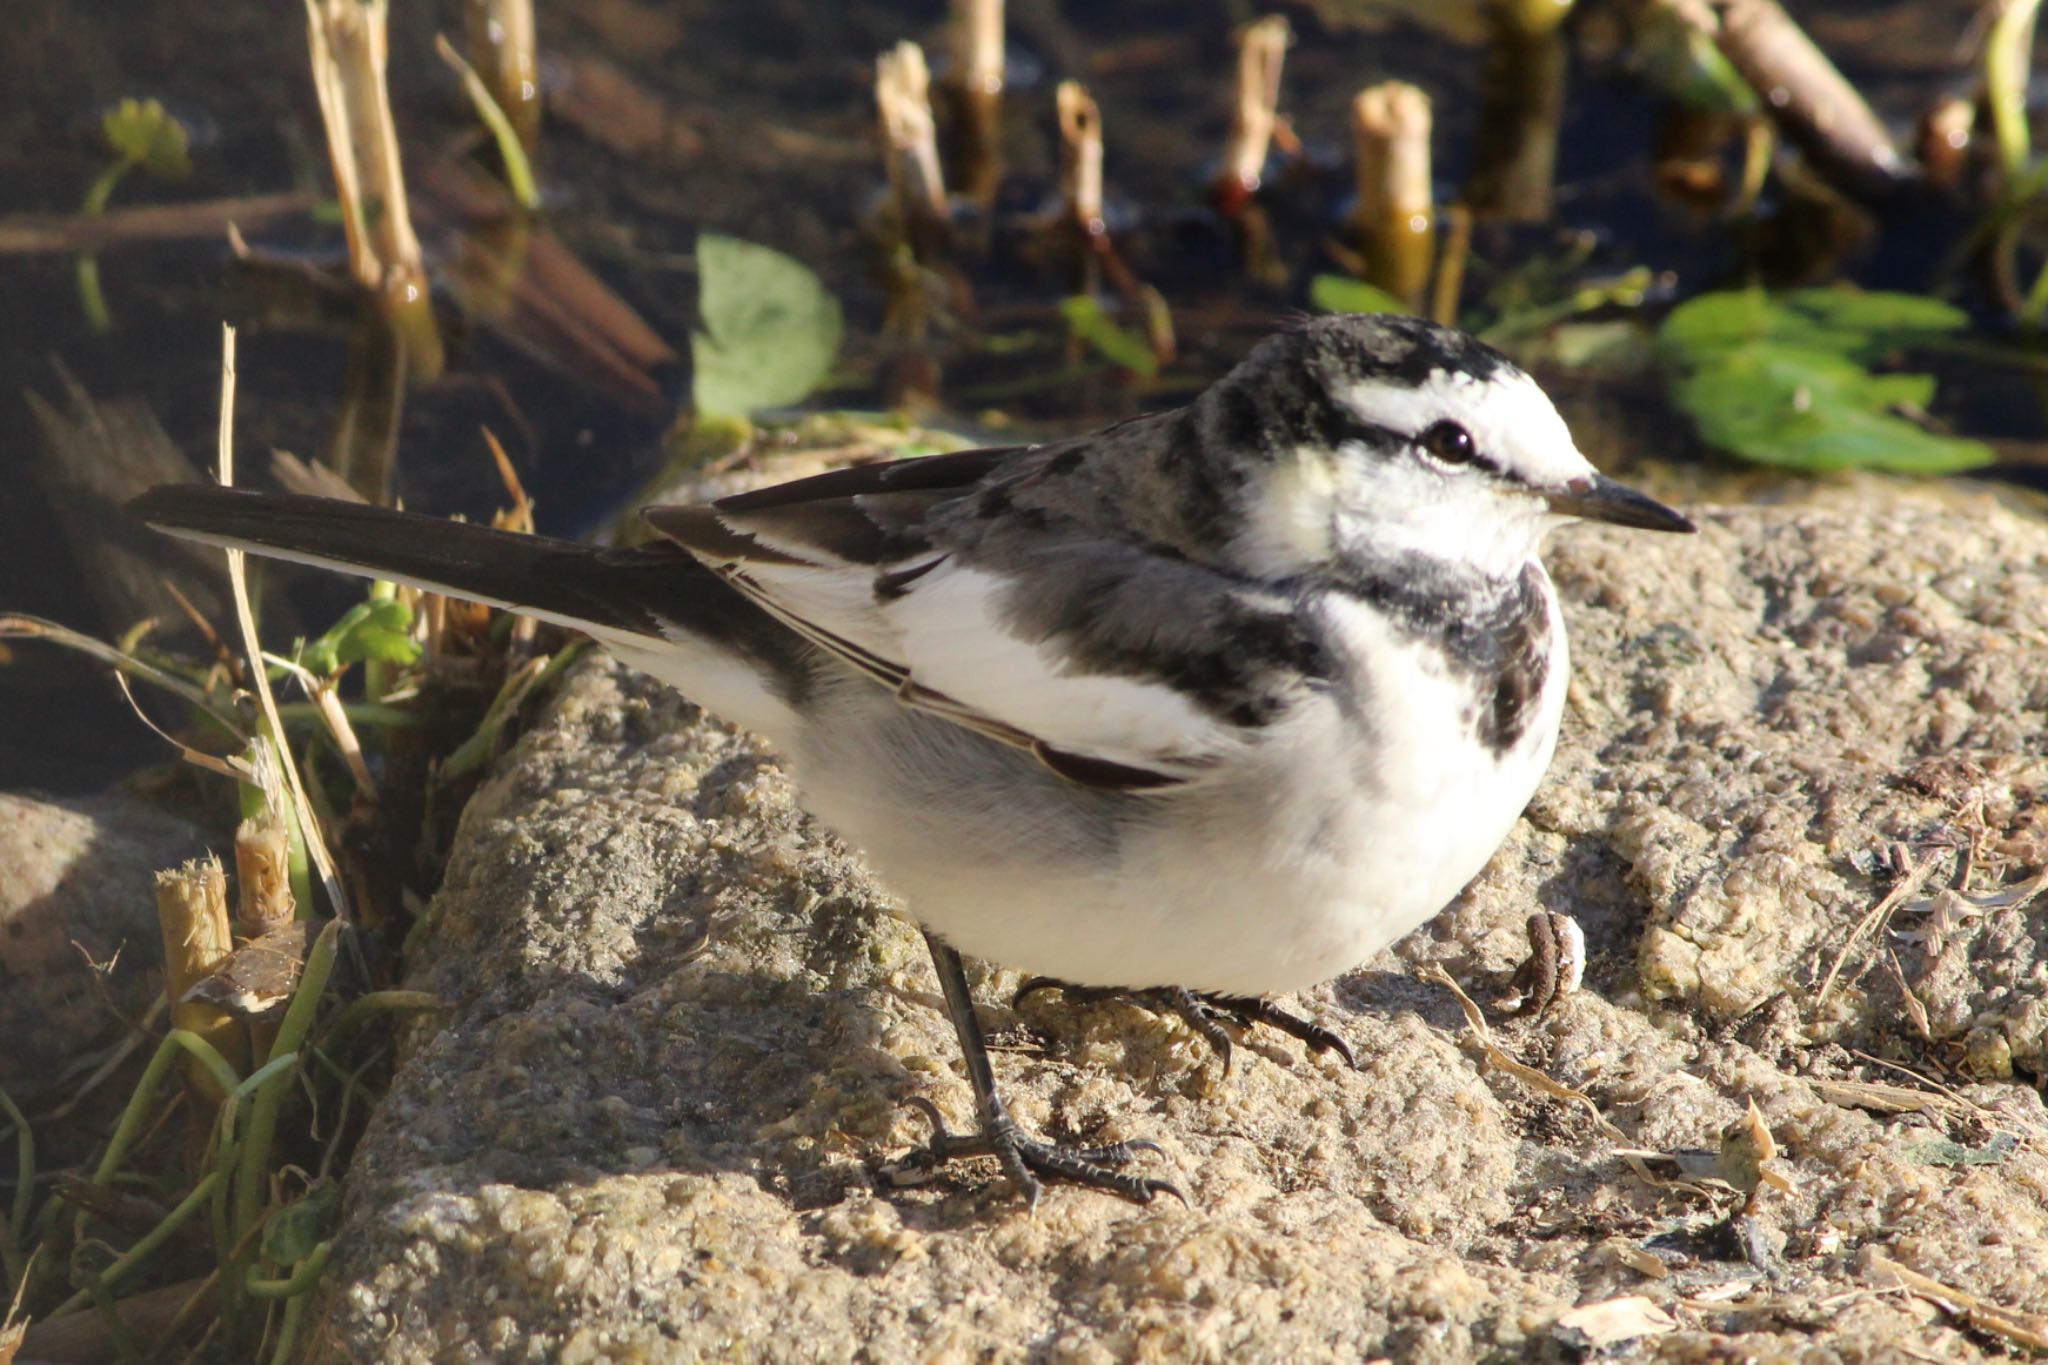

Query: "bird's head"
left=1196, top=313, right=1693, bottom=582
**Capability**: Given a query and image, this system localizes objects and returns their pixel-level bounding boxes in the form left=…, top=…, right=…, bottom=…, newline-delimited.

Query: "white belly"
left=790, top=585, right=1569, bottom=997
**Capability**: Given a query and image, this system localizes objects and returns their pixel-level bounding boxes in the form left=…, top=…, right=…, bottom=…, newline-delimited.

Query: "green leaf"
left=300, top=599, right=420, bottom=677
left=1661, top=288, right=1969, bottom=366
left=101, top=97, right=191, bottom=178
left=1059, top=295, right=1159, bottom=377
left=1658, top=290, right=1786, bottom=356
left=1309, top=274, right=1409, bottom=317
left=1543, top=320, right=1644, bottom=371
left=1659, top=287, right=1990, bottom=475
left=1779, top=287, right=1970, bottom=337
left=690, top=235, right=844, bottom=420
left=1672, top=351, right=1992, bottom=474
left=261, top=1181, right=343, bottom=1266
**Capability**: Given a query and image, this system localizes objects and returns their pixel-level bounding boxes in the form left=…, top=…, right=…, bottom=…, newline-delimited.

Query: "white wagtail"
left=133, top=313, right=1693, bottom=1206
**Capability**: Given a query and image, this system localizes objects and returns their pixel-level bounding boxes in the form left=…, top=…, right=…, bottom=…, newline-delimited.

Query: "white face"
left=1230, top=365, right=1595, bottom=581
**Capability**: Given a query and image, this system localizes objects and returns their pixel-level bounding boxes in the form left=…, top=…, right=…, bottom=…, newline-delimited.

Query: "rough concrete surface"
left=0, top=790, right=213, bottom=1097
left=311, top=481, right=2048, bottom=1362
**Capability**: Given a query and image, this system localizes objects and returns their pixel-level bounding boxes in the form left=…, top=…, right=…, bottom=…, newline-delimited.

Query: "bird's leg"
left=1014, top=978, right=1356, bottom=1071
left=906, top=933, right=1183, bottom=1208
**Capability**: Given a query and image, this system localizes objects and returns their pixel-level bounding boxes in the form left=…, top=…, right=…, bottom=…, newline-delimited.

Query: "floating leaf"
left=1659, top=287, right=1991, bottom=475
left=82, top=98, right=193, bottom=329
left=1310, top=274, right=1409, bottom=317
left=1780, top=287, right=1971, bottom=338
left=1661, top=288, right=1968, bottom=362
left=1059, top=295, right=1158, bottom=377
left=101, top=97, right=191, bottom=178
left=690, top=235, right=844, bottom=420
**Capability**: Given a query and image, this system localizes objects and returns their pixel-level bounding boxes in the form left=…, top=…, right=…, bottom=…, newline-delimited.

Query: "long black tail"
left=129, top=485, right=810, bottom=729
left=132, top=485, right=668, bottom=632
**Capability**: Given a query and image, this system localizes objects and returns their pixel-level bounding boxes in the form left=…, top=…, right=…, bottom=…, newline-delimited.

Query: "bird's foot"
left=1198, top=992, right=1357, bottom=1067
left=1014, top=979, right=1356, bottom=1072
left=897, top=1096, right=1184, bottom=1209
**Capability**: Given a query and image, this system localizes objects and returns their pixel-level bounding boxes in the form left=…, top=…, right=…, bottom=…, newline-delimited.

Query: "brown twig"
left=954, top=0, right=1004, bottom=96
left=548, top=53, right=702, bottom=165
left=421, top=163, right=674, bottom=412
left=1705, top=0, right=1912, bottom=196
left=17, top=1275, right=213, bottom=1364
left=215, top=325, right=352, bottom=923
left=1864, top=1253, right=2048, bottom=1351
left=0, top=192, right=315, bottom=254
left=1815, top=843, right=1949, bottom=1011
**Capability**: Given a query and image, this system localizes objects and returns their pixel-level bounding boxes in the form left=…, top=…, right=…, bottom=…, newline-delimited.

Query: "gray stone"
left=313, top=481, right=2048, bottom=1362
left=0, top=790, right=213, bottom=1097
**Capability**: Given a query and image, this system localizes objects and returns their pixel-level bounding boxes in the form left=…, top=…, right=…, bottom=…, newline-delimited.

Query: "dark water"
left=0, top=0, right=2030, bottom=793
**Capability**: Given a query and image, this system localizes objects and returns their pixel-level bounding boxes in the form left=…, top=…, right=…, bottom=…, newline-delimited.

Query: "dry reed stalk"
left=1214, top=16, right=1290, bottom=215
left=465, top=0, right=541, bottom=151
left=946, top=0, right=1005, bottom=205
left=1058, top=81, right=1104, bottom=234
left=233, top=818, right=296, bottom=937
left=154, top=857, right=247, bottom=1096
left=877, top=41, right=952, bottom=259
left=1351, top=83, right=1436, bottom=308
left=304, top=0, right=445, bottom=377
left=1465, top=7, right=1567, bottom=222
left=1704, top=0, right=1908, bottom=191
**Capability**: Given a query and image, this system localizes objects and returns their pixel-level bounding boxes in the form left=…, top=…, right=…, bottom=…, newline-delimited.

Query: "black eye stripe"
left=1315, top=410, right=1505, bottom=477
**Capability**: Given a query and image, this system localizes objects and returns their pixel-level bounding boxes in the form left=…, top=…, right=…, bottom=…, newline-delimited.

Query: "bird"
left=132, top=312, right=1694, bottom=1207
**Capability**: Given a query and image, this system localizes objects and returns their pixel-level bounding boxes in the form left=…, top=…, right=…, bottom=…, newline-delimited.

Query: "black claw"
left=1202, top=994, right=1358, bottom=1068
left=1011, top=976, right=1065, bottom=1009
left=1155, top=988, right=1238, bottom=1069
left=1019, top=977, right=1355, bottom=1071
left=900, top=1094, right=1179, bottom=1207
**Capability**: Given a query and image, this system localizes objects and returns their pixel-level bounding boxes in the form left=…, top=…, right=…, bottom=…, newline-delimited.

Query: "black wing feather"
left=710, top=445, right=1025, bottom=512
left=127, top=484, right=812, bottom=688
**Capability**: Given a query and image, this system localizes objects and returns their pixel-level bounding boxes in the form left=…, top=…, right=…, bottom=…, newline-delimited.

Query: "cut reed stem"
left=1351, top=82, right=1436, bottom=309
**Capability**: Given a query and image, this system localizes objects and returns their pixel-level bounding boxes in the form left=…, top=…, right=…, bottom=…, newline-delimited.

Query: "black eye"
left=1420, top=421, right=1477, bottom=465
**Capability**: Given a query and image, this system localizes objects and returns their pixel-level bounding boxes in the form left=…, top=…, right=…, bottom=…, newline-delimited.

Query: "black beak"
left=1545, top=474, right=1695, bottom=533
